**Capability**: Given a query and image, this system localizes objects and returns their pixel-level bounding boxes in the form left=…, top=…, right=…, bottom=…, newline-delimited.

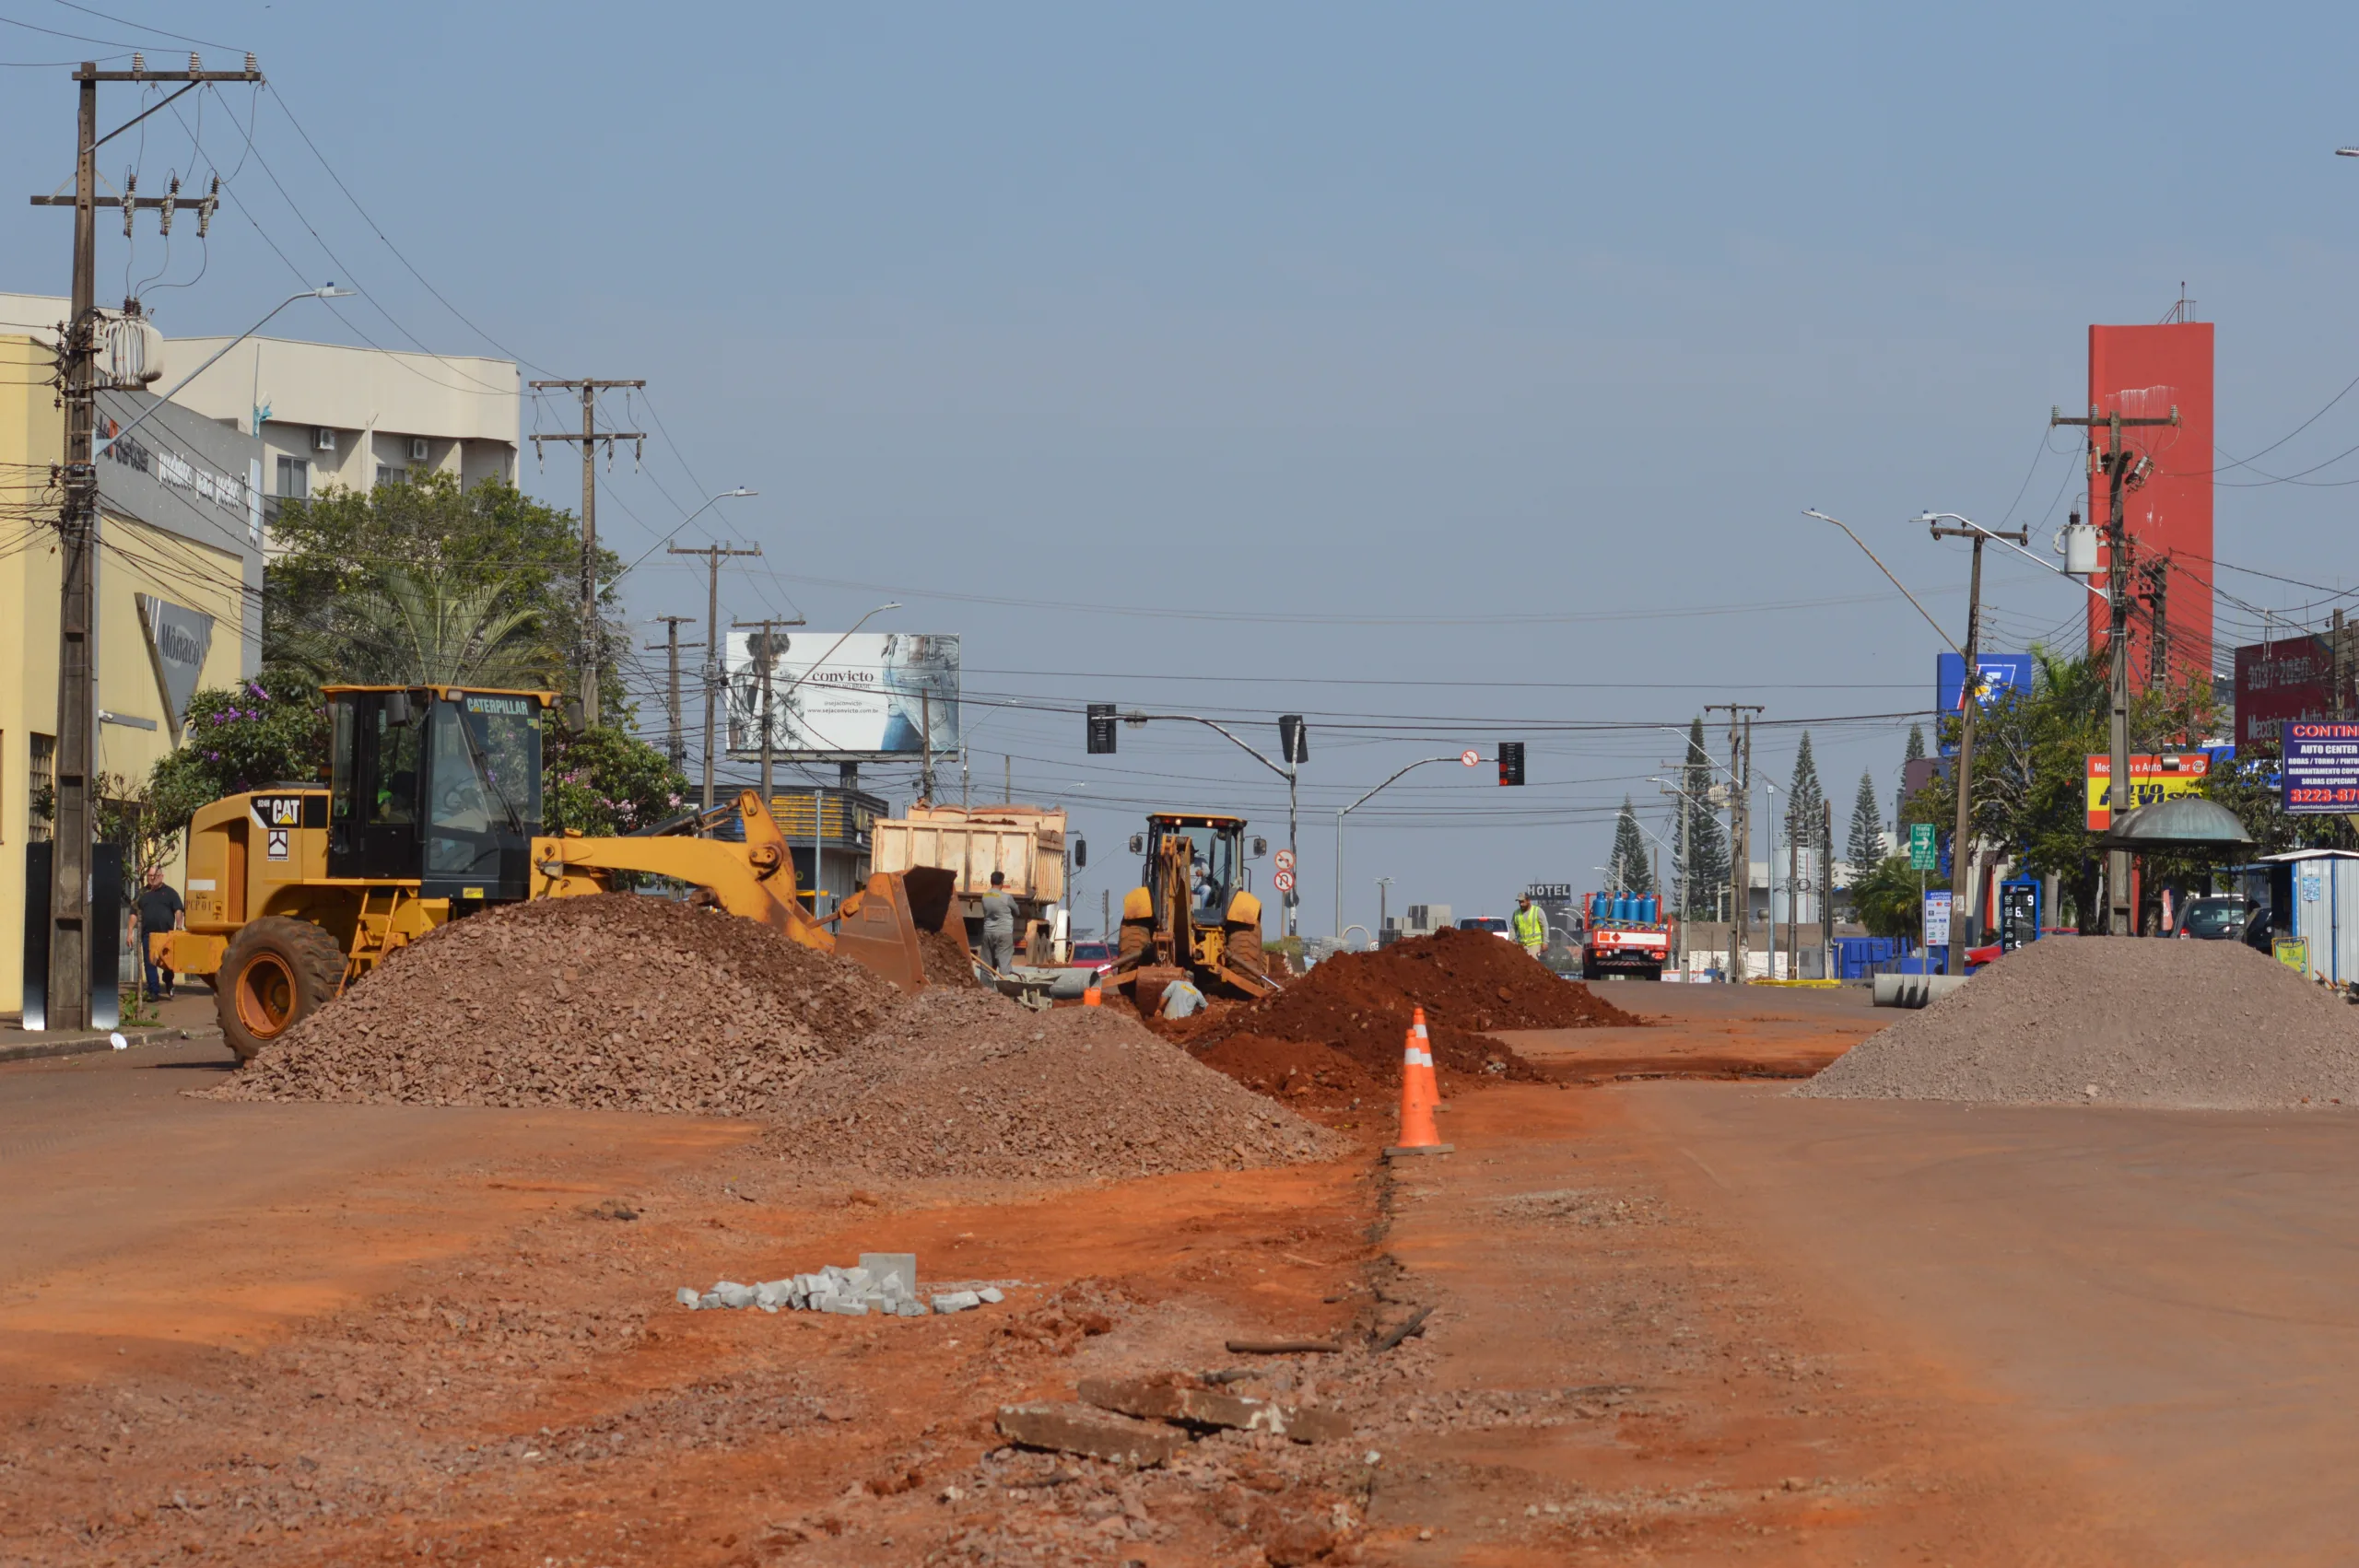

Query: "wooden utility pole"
left=734, top=618, right=801, bottom=805
left=529, top=379, right=644, bottom=724
left=29, top=53, right=260, bottom=1031
left=2052, top=404, right=2180, bottom=937
left=645, top=616, right=700, bottom=770
left=665, top=542, right=761, bottom=808
left=1708, top=704, right=1763, bottom=980
left=1927, top=517, right=2029, bottom=975
left=2140, top=557, right=2170, bottom=691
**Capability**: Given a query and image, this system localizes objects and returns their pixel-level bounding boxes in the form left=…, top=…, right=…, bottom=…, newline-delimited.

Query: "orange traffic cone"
left=1386, top=1005, right=1454, bottom=1159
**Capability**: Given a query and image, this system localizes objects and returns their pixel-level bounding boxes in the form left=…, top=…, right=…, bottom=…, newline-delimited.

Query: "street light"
left=97, top=284, right=351, bottom=456
left=618, top=486, right=758, bottom=579
left=1333, top=752, right=1481, bottom=938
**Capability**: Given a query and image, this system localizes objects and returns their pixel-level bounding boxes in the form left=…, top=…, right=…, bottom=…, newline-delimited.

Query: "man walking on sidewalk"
left=134, top=865, right=185, bottom=1001
left=979, top=870, right=1018, bottom=980
left=1510, top=892, right=1548, bottom=959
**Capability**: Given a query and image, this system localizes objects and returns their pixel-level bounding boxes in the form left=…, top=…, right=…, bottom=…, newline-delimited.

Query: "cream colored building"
left=0, top=319, right=263, bottom=1017
left=165, top=332, right=518, bottom=512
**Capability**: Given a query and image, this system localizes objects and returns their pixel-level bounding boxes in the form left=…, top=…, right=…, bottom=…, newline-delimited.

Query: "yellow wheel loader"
left=158, top=684, right=958, bottom=1061
left=1108, top=811, right=1278, bottom=1012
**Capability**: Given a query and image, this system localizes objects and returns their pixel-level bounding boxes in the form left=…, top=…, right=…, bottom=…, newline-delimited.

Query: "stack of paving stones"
left=675, top=1251, right=1007, bottom=1317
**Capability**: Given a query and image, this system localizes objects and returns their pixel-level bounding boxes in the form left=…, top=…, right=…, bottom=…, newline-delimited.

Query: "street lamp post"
left=1333, top=753, right=1482, bottom=939
left=96, top=286, right=352, bottom=459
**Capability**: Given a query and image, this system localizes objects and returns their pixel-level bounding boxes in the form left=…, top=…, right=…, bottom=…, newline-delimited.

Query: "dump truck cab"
left=1110, top=810, right=1275, bottom=1008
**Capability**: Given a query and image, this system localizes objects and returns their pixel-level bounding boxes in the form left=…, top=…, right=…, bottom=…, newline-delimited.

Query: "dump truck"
left=158, top=684, right=959, bottom=1061
left=869, top=802, right=1068, bottom=959
left=1106, top=810, right=1275, bottom=1009
left=1579, top=890, right=1671, bottom=981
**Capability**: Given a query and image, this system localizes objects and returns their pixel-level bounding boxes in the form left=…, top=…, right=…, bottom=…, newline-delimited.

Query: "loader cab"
left=323, top=685, right=553, bottom=902
left=1133, top=813, right=1262, bottom=929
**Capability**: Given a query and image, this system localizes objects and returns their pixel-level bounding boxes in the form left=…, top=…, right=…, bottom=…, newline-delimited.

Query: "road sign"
left=1273, top=848, right=1296, bottom=872
left=1272, top=869, right=1296, bottom=894
left=1907, top=823, right=1936, bottom=871
left=1922, top=890, right=1952, bottom=946
left=1461, top=749, right=1480, bottom=766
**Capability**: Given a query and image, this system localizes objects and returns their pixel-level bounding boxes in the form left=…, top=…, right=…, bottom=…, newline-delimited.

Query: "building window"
left=276, top=454, right=309, bottom=499
left=29, top=732, right=54, bottom=843
left=376, top=465, right=407, bottom=487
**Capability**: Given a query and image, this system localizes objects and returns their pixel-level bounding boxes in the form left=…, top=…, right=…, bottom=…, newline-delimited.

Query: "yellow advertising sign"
left=2084, top=754, right=2212, bottom=832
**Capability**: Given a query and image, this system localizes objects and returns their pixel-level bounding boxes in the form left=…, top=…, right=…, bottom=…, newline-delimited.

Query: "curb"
left=0, top=1024, right=226, bottom=1066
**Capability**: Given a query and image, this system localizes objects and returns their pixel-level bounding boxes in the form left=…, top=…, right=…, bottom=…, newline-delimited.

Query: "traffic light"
left=1497, top=741, right=1525, bottom=787
left=1086, top=703, right=1119, bottom=755
left=1279, top=714, right=1309, bottom=765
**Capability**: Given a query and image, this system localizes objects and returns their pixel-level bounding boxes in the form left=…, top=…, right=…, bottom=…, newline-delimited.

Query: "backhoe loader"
left=158, top=685, right=959, bottom=1061
left=1106, top=810, right=1277, bottom=1012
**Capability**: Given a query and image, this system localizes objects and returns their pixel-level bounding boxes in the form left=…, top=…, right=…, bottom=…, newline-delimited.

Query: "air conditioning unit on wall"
left=407, top=437, right=429, bottom=462
left=312, top=427, right=336, bottom=451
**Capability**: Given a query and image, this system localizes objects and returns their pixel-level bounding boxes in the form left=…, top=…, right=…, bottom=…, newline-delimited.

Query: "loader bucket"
left=832, top=872, right=933, bottom=993
left=898, top=866, right=961, bottom=938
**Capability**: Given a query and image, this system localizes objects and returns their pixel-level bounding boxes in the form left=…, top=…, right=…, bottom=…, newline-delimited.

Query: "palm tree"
left=281, top=565, right=556, bottom=689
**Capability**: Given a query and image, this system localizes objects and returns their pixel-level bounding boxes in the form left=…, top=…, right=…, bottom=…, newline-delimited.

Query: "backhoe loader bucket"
left=898, top=866, right=961, bottom=939
left=832, top=872, right=933, bottom=992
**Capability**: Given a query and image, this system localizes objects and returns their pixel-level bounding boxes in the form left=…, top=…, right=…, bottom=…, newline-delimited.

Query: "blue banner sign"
left=2283, top=721, right=2359, bottom=813
left=1936, top=652, right=2035, bottom=715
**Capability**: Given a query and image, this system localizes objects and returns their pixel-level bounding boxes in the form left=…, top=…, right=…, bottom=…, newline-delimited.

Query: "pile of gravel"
left=1802, top=937, right=2359, bottom=1109
left=209, top=895, right=905, bottom=1116
left=759, top=986, right=1346, bottom=1181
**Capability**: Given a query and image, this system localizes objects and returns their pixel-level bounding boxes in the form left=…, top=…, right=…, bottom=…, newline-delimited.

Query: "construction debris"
left=207, top=895, right=905, bottom=1115
left=757, top=984, right=1344, bottom=1182
left=1802, top=938, right=2359, bottom=1109
left=675, top=1253, right=1007, bottom=1317
left=994, top=1402, right=1191, bottom=1467
left=1077, top=1374, right=1351, bottom=1443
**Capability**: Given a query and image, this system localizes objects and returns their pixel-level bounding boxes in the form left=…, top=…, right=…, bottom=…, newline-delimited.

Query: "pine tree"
left=1898, top=723, right=1928, bottom=826
left=1785, top=731, right=1826, bottom=858
left=1904, top=724, right=1926, bottom=763
left=1680, top=717, right=1729, bottom=919
left=1609, top=797, right=1656, bottom=895
left=1847, top=768, right=1885, bottom=872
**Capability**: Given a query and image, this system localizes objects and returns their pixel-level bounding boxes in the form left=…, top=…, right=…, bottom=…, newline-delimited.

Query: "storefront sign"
left=1923, top=890, right=1952, bottom=947
left=135, top=593, right=215, bottom=743
left=2084, top=753, right=2212, bottom=831
left=2283, top=721, right=2359, bottom=813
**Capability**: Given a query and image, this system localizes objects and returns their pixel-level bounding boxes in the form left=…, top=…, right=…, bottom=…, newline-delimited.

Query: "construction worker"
left=979, top=870, right=1018, bottom=980
left=1510, top=892, right=1548, bottom=959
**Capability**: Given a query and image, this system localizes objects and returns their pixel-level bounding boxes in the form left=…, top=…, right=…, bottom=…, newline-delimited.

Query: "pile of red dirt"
left=1169, top=927, right=1640, bottom=1085
left=1192, top=1032, right=1385, bottom=1113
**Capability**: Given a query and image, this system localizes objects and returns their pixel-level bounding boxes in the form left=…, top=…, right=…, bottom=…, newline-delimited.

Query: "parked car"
left=1457, top=917, right=1512, bottom=939
left=1063, top=941, right=1119, bottom=974
left=2176, top=895, right=2259, bottom=942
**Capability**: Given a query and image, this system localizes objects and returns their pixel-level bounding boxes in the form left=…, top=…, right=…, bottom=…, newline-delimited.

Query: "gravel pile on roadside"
left=209, top=895, right=906, bottom=1115
left=1168, top=927, right=1636, bottom=1084
left=759, top=986, right=1346, bottom=1180
left=1802, top=937, right=2359, bottom=1109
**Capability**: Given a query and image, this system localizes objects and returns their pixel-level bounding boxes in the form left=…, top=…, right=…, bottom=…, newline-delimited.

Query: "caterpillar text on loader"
left=158, top=685, right=960, bottom=1061
left=1108, top=811, right=1277, bottom=1012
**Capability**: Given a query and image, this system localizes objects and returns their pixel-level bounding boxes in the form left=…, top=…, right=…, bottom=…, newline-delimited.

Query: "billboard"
left=723, top=631, right=960, bottom=761
left=2283, top=721, right=2359, bottom=813
left=1936, top=653, right=2034, bottom=715
left=2083, top=322, right=2213, bottom=682
left=2083, top=753, right=2212, bottom=831
left=2234, top=635, right=2346, bottom=749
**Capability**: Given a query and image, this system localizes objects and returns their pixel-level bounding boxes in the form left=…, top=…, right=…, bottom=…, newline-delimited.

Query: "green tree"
left=1849, top=854, right=1947, bottom=942
left=543, top=725, right=690, bottom=837
left=1680, top=716, right=1729, bottom=919
left=1846, top=769, right=1884, bottom=875
left=1608, top=797, right=1656, bottom=895
left=1904, top=723, right=1927, bottom=763
left=265, top=473, right=623, bottom=717
left=1785, top=730, right=1825, bottom=860
left=277, top=565, right=554, bottom=689
left=147, top=669, right=331, bottom=835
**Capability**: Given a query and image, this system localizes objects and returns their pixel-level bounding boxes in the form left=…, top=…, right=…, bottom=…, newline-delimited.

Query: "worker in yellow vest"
left=1510, top=893, right=1548, bottom=958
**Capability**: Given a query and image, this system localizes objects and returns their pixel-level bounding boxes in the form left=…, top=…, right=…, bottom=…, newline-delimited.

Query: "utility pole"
left=734, top=618, right=799, bottom=806
left=2053, top=403, right=2179, bottom=937
left=529, top=378, right=644, bottom=724
left=645, top=616, right=700, bottom=771
left=29, top=53, right=260, bottom=1032
left=2140, top=557, right=2170, bottom=692
left=1926, top=516, right=2028, bottom=975
left=666, top=542, right=761, bottom=808
left=1822, top=796, right=1835, bottom=977
left=1708, top=704, right=1763, bottom=981
left=2336, top=608, right=2350, bottom=723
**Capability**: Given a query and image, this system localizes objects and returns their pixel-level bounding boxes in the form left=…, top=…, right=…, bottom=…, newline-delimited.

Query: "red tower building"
left=2083, top=322, right=2213, bottom=687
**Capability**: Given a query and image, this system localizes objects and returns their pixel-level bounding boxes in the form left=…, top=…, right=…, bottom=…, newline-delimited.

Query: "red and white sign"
left=1460, top=749, right=1480, bottom=766
left=1273, top=848, right=1296, bottom=872
left=1272, top=869, right=1296, bottom=893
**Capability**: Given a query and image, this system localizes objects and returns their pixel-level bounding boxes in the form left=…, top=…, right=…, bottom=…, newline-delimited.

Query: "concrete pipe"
left=1871, top=972, right=1970, bottom=1009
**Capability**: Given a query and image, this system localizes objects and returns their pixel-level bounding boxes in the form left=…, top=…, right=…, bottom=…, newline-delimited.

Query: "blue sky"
left=5, top=2, right=2356, bottom=933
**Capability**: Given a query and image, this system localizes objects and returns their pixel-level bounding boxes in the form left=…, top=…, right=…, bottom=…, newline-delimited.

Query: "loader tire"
left=217, top=917, right=346, bottom=1064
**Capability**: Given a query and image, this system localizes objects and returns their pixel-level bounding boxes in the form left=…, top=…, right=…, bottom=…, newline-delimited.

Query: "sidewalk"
left=0, top=991, right=222, bottom=1065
